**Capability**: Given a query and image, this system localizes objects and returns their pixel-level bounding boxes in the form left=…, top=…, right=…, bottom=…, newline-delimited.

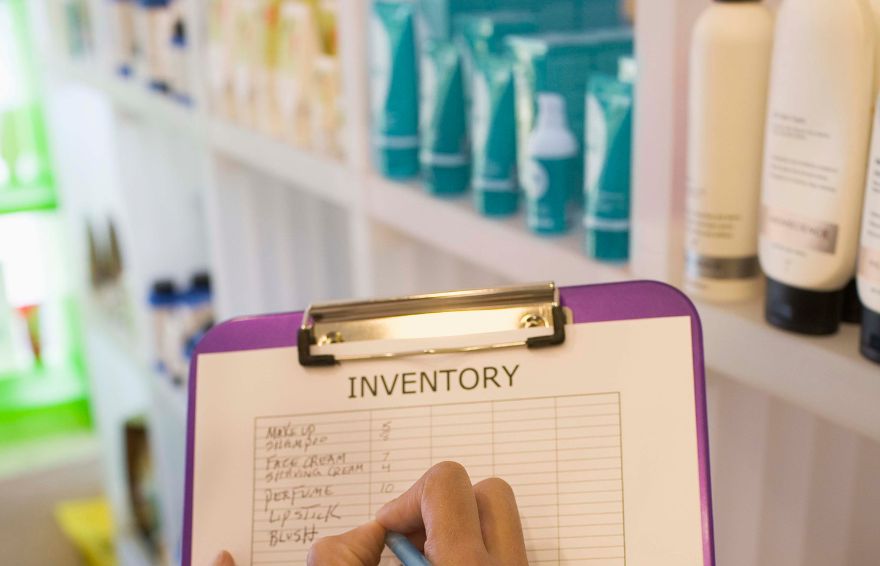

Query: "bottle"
left=858, top=94, right=880, bottom=363
left=759, top=0, right=875, bottom=335
left=137, top=0, right=173, bottom=92
left=685, top=0, right=774, bottom=302
left=524, top=93, right=578, bottom=235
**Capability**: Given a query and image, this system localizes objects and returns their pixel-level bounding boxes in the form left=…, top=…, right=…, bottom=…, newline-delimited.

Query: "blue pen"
left=385, top=531, right=431, bottom=566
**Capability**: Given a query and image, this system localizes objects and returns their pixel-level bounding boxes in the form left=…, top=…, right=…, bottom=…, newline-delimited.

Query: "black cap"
left=152, top=280, right=177, bottom=296
left=842, top=278, right=863, bottom=325
left=191, top=272, right=211, bottom=292
left=765, top=278, right=843, bottom=336
left=861, top=308, right=880, bottom=364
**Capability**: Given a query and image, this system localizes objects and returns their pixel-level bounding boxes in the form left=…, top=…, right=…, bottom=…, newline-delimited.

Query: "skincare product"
left=168, top=19, right=192, bottom=104
left=111, top=0, right=137, bottom=76
left=207, top=0, right=234, bottom=117
left=472, top=54, right=519, bottom=216
left=525, top=93, right=578, bottom=235
left=277, top=1, right=319, bottom=147
left=858, top=96, right=880, bottom=362
left=685, top=0, right=773, bottom=302
left=255, top=0, right=282, bottom=136
left=137, top=0, right=172, bottom=92
left=148, top=280, right=177, bottom=374
left=370, top=0, right=420, bottom=179
left=231, top=0, right=261, bottom=127
left=508, top=30, right=634, bottom=208
left=420, top=41, right=470, bottom=196
left=760, top=0, right=875, bottom=335
left=584, top=72, right=633, bottom=263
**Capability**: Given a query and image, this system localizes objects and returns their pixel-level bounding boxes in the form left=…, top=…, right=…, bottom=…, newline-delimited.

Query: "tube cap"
left=765, top=278, right=843, bottom=336
left=861, top=308, right=880, bottom=364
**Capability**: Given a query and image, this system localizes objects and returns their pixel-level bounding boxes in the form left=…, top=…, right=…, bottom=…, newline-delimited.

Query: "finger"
left=307, top=520, right=386, bottom=566
left=212, top=551, right=235, bottom=566
left=406, top=530, right=426, bottom=553
left=473, top=478, right=528, bottom=565
left=376, top=461, right=486, bottom=562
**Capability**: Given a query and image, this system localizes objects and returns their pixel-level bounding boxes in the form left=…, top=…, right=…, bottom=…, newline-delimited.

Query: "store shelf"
left=207, top=119, right=355, bottom=208
left=367, top=175, right=630, bottom=286
left=46, top=57, right=201, bottom=135
left=698, top=299, right=880, bottom=441
left=117, top=532, right=157, bottom=566
left=0, top=185, right=57, bottom=214
left=150, top=375, right=188, bottom=428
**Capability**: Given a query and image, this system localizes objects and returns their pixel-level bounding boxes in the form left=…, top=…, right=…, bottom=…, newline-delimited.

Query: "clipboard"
left=183, top=281, right=715, bottom=565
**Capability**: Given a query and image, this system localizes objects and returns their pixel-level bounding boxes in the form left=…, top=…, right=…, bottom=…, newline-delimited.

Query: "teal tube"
left=370, top=1, right=420, bottom=180
left=420, top=41, right=470, bottom=196
left=584, top=74, right=633, bottom=262
left=472, top=55, right=519, bottom=216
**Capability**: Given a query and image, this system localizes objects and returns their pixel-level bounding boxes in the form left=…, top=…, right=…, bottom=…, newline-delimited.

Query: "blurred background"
left=0, top=0, right=878, bottom=565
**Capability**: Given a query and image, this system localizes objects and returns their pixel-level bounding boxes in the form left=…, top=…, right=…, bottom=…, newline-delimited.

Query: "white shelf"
left=207, top=119, right=355, bottom=208
left=47, top=57, right=201, bottom=135
left=697, top=299, right=880, bottom=441
left=367, top=175, right=629, bottom=286
left=117, top=533, right=158, bottom=566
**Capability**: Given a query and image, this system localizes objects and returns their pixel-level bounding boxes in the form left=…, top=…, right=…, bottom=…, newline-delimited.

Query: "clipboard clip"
left=298, top=282, right=567, bottom=366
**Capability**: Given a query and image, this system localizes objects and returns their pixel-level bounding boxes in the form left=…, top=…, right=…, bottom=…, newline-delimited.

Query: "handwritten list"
left=252, top=393, right=626, bottom=565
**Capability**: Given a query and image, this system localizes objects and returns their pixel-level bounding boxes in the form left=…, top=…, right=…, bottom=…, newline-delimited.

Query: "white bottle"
left=524, top=93, right=578, bottom=235
left=858, top=97, right=880, bottom=363
left=759, top=0, right=876, bottom=335
left=685, top=0, right=774, bottom=303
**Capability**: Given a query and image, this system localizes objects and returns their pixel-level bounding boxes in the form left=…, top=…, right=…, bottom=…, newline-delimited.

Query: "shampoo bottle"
left=760, top=0, right=876, bottom=335
left=685, top=0, right=774, bottom=302
left=524, top=93, right=578, bottom=235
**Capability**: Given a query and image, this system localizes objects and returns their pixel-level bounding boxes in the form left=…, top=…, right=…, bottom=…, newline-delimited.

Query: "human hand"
left=374, top=461, right=528, bottom=566
left=215, top=461, right=527, bottom=566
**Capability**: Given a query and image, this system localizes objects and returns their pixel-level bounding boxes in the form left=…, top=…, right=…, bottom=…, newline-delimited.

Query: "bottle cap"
left=536, top=93, right=569, bottom=131
left=191, top=272, right=212, bottom=292
left=149, top=280, right=178, bottom=306
left=842, top=278, right=863, bottom=325
left=765, top=278, right=843, bottom=336
left=861, top=308, right=880, bottom=364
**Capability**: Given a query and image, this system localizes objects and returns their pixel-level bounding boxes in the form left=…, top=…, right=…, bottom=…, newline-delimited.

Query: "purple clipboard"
left=182, top=280, right=715, bottom=565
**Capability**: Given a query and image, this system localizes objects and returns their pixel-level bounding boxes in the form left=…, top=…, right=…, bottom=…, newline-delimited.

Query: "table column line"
left=368, top=409, right=373, bottom=519
left=491, top=401, right=495, bottom=474
left=554, top=397, right=560, bottom=558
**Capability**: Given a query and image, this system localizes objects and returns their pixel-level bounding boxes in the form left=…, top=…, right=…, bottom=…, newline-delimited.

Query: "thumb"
left=308, top=520, right=386, bottom=566
left=213, top=551, right=235, bottom=566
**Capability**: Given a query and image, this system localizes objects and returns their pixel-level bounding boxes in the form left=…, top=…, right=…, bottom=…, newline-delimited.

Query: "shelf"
left=207, top=119, right=355, bottom=208
left=117, top=532, right=157, bottom=566
left=697, top=299, right=880, bottom=441
left=46, top=57, right=201, bottom=136
left=149, top=374, right=188, bottom=428
left=367, top=175, right=630, bottom=286
left=0, top=186, right=57, bottom=214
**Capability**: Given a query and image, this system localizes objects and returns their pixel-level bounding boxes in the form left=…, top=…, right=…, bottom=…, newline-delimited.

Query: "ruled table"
left=252, top=393, right=626, bottom=565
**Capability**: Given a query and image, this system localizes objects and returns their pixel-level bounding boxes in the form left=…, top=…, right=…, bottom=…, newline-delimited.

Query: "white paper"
left=191, top=316, right=705, bottom=565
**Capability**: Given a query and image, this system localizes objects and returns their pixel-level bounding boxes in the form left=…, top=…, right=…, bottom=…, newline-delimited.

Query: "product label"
left=525, top=157, right=573, bottom=233
left=761, top=205, right=839, bottom=255
left=685, top=253, right=760, bottom=281
left=585, top=94, right=607, bottom=194
left=860, top=247, right=880, bottom=285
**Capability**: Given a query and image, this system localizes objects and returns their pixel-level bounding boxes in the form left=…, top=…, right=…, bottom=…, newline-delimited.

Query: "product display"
left=137, top=0, right=173, bottom=92
left=148, top=273, right=214, bottom=385
left=524, top=93, right=578, bottom=234
left=508, top=29, right=634, bottom=208
left=584, top=67, right=633, bottom=263
left=370, top=0, right=421, bottom=179
left=685, top=0, right=773, bottom=302
left=760, top=0, right=875, bottom=335
left=859, top=95, right=880, bottom=363
left=420, top=41, right=470, bottom=196
left=471, top=54, right=519, bottom=216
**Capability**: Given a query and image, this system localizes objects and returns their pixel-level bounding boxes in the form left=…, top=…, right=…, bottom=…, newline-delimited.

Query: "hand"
left=374, top=461, right=528, bottom=566
left=214, top=461, right=527, bottom=566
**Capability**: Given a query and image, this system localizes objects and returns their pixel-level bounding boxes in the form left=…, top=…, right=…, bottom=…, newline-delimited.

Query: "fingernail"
left=213, top=551, right=234, bottom=566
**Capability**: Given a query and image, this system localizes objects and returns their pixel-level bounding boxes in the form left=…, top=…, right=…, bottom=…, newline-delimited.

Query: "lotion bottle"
left=685, top=0, right=774, bottom=302
left=759, top=0, right=876, bottom=335
left=524, top=93, right=578, bottom=235
left=858, top=96, right=880, bottom=363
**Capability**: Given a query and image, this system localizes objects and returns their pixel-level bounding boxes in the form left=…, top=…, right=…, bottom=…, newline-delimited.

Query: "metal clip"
left=298, top=283, right=567, bottom=366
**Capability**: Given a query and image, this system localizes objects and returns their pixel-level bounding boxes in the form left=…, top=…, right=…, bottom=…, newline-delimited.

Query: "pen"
left=385, top=531, right=431, bottom=566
